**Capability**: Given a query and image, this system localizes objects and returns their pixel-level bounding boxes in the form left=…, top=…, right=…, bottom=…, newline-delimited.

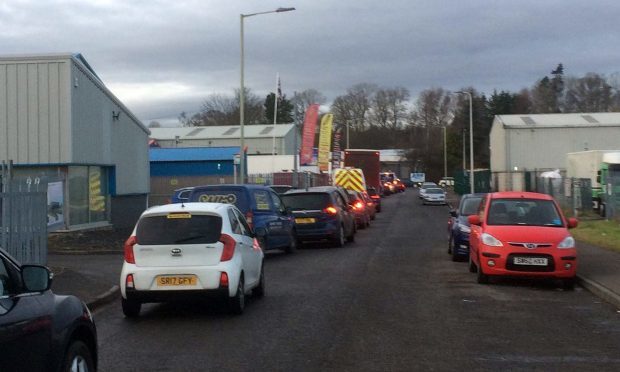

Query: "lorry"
left=566, top=150, right=620, bottom=216
left=343, top=149, right=381, bottom=192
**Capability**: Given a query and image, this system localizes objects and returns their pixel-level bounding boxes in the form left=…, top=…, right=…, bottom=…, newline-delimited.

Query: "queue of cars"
left=117, top=182, right=391, bottom=318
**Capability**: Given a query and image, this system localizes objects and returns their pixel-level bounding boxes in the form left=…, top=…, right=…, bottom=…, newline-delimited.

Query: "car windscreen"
left=282, top=193, right=331, bottom=210
left=136, top=214, right=222, bottom=245
left=189, top=188, right=249, bottom=212
left=270, top=186, right=293, bottom=194
left=487, top=199, right=563, bottom=226
left=367, top=188, right=378, bottom=196
left=460, top=197, right=483, bottom=215
left=421, top=183, right=437, bottom=189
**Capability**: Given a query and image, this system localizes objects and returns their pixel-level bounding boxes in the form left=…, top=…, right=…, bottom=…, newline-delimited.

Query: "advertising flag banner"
left=332, top=129, right=342, bottom=170
left=317, top=114, right=333, bottom=171
left=300, top=104, right=320, bottom=165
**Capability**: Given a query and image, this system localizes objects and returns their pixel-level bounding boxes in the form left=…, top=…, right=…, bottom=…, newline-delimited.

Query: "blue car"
left=188, top=184, right=298, bottom=253
left=447, top=193, right=486, bottom=261
left=171, top=187, right=194, bottom=203
left=281, top=186, right=356, bottom=248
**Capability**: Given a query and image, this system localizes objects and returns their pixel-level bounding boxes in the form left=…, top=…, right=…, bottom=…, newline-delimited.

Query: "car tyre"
left=62, top=339, right=95, bottom=372
left=448, top=236, right=453, bottom=254
left=285, top=231, right=297, bottom=254
left=253, top=264, right=265, bottom=298
left=122, top=298, right=141, bottom=318
left=229, top=277, right=245, bottom=315
left=476, top=257, right=489, bottom=284
left=451, top=241, right=461, bottom=262
left=468, top=253, right=477, bottom=273
left=346, top=224, right=355, bottom=243
left=332, top=225, right=345, bottom=247
left=562, top=277, right=575, bottom=291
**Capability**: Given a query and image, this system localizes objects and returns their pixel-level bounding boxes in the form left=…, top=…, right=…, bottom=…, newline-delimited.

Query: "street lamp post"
left=443, top=126, right=447, bottom=179
left=239, top=7, right=295, bottom=184
left=456, top=91, right=474, bottom=194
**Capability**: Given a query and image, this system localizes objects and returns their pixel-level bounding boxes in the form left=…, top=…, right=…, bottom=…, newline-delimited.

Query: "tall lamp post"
left=456, top=91, right=474, bottom=193
left=240, top=7, right=295, bottom=184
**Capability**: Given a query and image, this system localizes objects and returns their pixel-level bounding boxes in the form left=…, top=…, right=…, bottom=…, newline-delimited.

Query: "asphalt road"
left=94, top=189, right=620, bottom=371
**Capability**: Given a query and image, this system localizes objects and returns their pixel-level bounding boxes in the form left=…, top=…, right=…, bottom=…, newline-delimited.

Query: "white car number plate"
left=513, top=257, right=548, bottom=266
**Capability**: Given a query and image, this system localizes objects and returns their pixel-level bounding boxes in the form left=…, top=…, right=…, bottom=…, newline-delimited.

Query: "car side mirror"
left=468, top=215, right=481, bottom=226
left=254, top=227, right=268, bottom=238
left=567, top=217, right=578, bottom=229
left=21, top=265, right=52, bottom=292
left=449, top=209, right=458, bottom=217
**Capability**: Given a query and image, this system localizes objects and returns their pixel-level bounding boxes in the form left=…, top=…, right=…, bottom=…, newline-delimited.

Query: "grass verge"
left=572, top=219, right=620, bottom=253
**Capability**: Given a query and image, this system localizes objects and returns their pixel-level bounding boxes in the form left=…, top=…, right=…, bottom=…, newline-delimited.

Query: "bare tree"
left=179, top=88, right=264, bottom=127
left=331, top=83, right=377, bottom=132
left=148, top=121, right=161, bottom=128
left=290, top=89, right=327, bottom=124
left=369, top=87, right=410, bottom=131
left=564, top=73, right=613, bottom=112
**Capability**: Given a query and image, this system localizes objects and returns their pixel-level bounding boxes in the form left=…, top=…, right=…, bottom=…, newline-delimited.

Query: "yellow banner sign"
left=318, top=114, right=333, bottom=172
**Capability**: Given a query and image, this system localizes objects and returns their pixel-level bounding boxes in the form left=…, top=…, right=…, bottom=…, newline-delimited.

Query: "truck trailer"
left=343, top=149, right=381, bottom=192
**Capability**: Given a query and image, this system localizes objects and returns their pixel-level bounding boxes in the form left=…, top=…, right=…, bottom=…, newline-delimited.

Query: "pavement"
left=46, top=189, right=620, bottom=312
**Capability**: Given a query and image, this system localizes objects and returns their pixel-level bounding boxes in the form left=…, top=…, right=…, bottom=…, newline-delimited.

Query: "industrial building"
left=148, top=124, right=298, bottom=155
left=149, top=147, right=239, bottom=206
left=0, top=53, right=150, bottom=230
left=489, top=113, right=620, bottom=190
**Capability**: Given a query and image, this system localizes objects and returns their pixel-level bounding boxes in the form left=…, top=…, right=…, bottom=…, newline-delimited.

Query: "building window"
left=68, top=166, right=109, bottom=226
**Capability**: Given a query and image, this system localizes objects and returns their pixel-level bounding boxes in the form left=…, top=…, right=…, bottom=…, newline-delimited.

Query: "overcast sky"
left=2, top=0, right=620, bottom=126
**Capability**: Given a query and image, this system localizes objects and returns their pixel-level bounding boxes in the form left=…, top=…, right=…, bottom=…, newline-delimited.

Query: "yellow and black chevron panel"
left=334, top=169, right=365, bottom=192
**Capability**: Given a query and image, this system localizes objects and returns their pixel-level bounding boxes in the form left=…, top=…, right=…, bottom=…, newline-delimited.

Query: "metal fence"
left=1, top=162, right=48, bottom=264
left=491, top=169, right=620, bottom=220
left=247, top=172, right=330, bottom=189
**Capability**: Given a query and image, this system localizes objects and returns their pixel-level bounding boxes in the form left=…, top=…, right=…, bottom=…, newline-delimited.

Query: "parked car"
left=347, top=190, right=371, bottom=229
left=281, top=186, right=356, bottom=247
left=120, top=202, right=265, bottom=317
left=447, top=193, right=486, bottom=261
left=269, top=185, right=295, bottom=195
left=366, top=186, right=382, bottom=212
left=0, top=247, right=98, bottom=371
left=401, top=179, right=414, bottom=188
left=171, top=186, right=194, bottom=203
left=418, top=182, right=438, bottom=199
left=188, top=184, right=298, bottom=253
left=468, top=191, right=578, bottom=289
left=421, top=187, right=446, bottom=205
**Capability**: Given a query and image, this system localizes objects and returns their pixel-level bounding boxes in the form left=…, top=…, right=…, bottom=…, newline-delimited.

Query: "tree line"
left=172, top=64, right=620, bottom=182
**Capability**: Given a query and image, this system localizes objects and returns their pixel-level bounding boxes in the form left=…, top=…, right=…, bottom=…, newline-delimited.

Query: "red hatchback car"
left=467, top=192, right=578, bottom=289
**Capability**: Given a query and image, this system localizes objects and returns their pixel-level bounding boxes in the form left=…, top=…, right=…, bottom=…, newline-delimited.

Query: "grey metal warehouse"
left=0, top=53, right=150, bottom=230
left=490, top=113, right=620, bottom=190
left=149, top=124, right=298, bottom=155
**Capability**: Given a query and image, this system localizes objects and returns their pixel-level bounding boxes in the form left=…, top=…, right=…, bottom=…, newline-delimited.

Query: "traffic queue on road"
left=118, top=173, right=409, bottom=319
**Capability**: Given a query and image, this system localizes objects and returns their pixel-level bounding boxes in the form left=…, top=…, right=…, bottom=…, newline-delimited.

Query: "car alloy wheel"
left=63, top=340, right=95, bottom=372
left=229, top=277, right=245, bottom=314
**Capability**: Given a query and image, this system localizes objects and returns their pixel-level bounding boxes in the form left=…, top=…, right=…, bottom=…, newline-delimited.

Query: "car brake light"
left=245, top=211, right=254, bottom=228
left=125, top=274, right=135, bottom=289
left=367, top=202, right=373, bottom=207
left=324, top=206, right=338, bottom=215
left=124, top=235, right=137, bottom=264
left=220, top=272, right=229, bottom=287
left=219, top=233, right=236, bottom=261
left=354, top=201, right=364, bottom=210
left=370, top=195, right=380, bottom=199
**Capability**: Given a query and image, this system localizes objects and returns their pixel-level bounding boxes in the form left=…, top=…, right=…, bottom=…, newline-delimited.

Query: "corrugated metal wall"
left=492, top=124, right=620, bottom=172
left=0, top=59, right=72, bottom=164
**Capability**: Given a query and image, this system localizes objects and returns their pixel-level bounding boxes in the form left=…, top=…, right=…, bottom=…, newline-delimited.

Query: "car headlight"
left=458, top=225, right=471, bottom=234
left=558, top=236, right=575, bottom=249
left=481, top=233, right=503, bottom=247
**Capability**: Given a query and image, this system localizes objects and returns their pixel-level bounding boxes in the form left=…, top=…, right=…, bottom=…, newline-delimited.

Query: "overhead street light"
left=239, top=7, right=295, bottom=184
left=455, top=90, right=474, bottom=194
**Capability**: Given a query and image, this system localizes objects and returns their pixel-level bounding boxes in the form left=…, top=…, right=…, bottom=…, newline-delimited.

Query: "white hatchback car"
left=120, top=202, right=265, bottom=317
left=421, top=187, right=447, bottom=205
